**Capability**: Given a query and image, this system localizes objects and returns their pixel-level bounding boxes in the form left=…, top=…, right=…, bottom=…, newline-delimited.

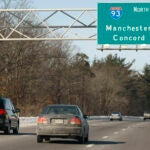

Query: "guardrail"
left=20, top=116, right=145, bottom=127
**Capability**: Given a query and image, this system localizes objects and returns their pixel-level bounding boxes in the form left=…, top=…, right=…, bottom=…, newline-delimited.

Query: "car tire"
left=78, top=136, right=85, bottom=144
left=44, top=137, right=50, bottom=142
left=13, top=123, right=19, bottom=134
left=85, top=134, right=89, bottom=143
left=4, top=123, right=11, bottom=134
left=37, top=135, right=43, bottom=143
left=78, top=130, right=85, bottom=144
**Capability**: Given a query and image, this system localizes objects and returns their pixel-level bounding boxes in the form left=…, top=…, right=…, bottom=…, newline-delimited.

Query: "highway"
left=0, top=120, right=150, bottom=150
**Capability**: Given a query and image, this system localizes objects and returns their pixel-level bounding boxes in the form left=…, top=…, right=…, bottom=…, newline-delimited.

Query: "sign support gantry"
left=1, top=8, right=149, bottom=51
left=0, top=8, right=96, bottom=41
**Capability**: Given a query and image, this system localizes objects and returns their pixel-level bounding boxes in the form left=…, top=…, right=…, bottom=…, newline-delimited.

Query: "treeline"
left=0, top=0, right=150, bottom=116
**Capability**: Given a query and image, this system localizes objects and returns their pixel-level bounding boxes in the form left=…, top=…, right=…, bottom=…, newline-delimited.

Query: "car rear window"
left=0, top=99, right=4, bottom=109
left=112, top=112, right=120, bottom=115
left=43, top=106, right=80, bottom=116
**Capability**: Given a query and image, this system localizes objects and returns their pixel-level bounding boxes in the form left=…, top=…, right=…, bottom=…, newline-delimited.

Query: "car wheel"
left=78, top=130, right=85, bottom=144
left=13, top=123, right=19, bottom=134
left=4, top=123, right=11, bottom=134
left=37, top=135, right=43, bottom=143
left=85, top=133, right=89, bottom=143
left=44, top=137, right=50, bottom=142
left=144, top=118, right=146, bottom=121
left=78, top=136, right=85, bottom=144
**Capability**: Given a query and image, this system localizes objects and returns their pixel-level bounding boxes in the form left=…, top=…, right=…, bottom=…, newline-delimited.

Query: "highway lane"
left=0, top=120, right=150, bottom=150
left=94, top=121, right=150, bottom=150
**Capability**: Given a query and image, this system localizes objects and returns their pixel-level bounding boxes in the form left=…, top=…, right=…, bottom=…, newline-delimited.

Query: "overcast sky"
left=26, top=0, right=150, bottom=72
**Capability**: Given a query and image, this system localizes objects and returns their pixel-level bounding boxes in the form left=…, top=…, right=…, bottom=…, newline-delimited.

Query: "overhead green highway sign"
left=97, top=3, right=150, bottom=44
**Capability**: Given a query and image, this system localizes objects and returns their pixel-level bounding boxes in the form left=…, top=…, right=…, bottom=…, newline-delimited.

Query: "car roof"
left=0, top=97, right=10, bottom=108
left=0, top=96, right=9, bottom=101
left=112, top=112, right=121, bottom=114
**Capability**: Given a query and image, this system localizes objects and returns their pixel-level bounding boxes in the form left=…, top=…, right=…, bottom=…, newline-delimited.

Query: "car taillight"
left=70, top=117, right=81, bottom=125
left=37, top=117, right=48, bottom=124
left=0, top=109, right=6, bottom=115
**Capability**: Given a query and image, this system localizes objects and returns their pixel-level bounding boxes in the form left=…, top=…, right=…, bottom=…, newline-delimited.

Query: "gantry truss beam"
left=97, top=44, right=150, bottom=51
left=0, top=8, right=96, bottom=41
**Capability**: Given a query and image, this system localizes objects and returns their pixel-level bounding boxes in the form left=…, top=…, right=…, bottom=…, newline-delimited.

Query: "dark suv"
left=0, top=97, right=20, bottom=134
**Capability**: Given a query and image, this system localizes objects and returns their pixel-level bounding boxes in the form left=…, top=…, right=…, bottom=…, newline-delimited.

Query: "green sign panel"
left=97, top=3, right=150, bottom=44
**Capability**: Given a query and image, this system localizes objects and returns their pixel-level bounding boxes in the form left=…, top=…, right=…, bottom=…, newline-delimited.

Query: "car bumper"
left=0, top=120, right=9, bottom=130
left=37, top=125, right=83, bottom=137
left=110, top=117, right=122, bottom=120
left=144, top=115, right=150, bottom=119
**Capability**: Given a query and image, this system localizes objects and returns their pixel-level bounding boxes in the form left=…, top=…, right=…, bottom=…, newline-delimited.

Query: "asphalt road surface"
left=0, top=120, right=150, bottom=150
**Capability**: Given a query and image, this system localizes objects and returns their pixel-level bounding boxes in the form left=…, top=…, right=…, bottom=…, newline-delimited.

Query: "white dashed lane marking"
left=102, top=136, right=109, bottom=139
left=122, top=128, right=126, bottom=131
left=114, top=132, right=119, bottom=134
left=86, top=144, right=94, bottom=148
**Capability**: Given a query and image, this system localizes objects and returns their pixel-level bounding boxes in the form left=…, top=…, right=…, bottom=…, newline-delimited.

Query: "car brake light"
left=0, top=109, right=6, bottom=115
left=38, top=117, right=48, bottom=124
left=70, top=117, right=81, bottom=125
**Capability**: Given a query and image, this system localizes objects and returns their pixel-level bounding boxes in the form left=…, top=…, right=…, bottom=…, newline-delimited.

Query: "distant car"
left=143, top=111, right=150, bottom=120
left=0, top=97, right=20, bottom=134
left=36, top=104, right=89, bottom=144
left=110, top=112, right=122, bottom=121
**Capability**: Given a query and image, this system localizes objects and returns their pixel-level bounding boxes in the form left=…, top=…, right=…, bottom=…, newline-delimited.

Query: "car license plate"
left=54, top=119, right=64, bottom=124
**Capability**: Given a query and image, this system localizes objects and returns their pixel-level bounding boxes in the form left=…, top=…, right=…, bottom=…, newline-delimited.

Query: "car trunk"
left=47, top=114, right=79, bottom=126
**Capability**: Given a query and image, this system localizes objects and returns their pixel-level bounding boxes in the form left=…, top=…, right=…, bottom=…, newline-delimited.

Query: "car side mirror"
left=83, top=115, right=88, bottom=119
left=15, top=108, right=20, bottom=113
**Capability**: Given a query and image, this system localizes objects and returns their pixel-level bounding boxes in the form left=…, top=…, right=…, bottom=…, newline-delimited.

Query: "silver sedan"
left=110, top=112, right=122, bottom=121
left=36, top=104, right=89, bottom=144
